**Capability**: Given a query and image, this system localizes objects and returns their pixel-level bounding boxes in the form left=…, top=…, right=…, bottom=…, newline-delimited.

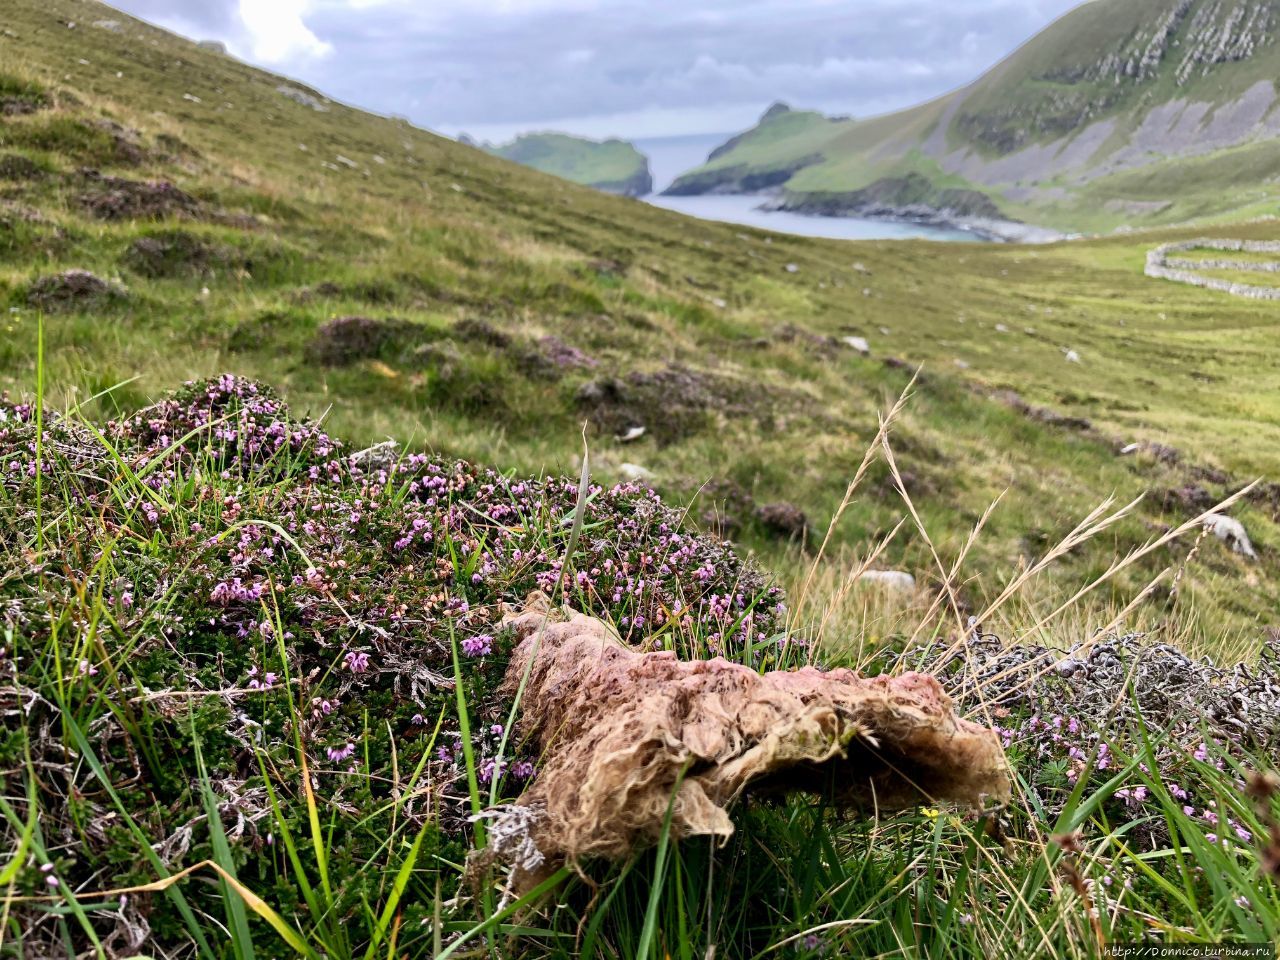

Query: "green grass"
left=485, top=133, right=650, bottom=192
left=3, top=370, right=1278, bottom=957
left=2, top=5, right=1280, bottom=951
left=1, top=0, right=1279, bottom=648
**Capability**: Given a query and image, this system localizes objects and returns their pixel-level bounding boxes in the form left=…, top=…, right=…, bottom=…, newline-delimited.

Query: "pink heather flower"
left=411, top=713, right=425, bottom=726
left=460, top=635, right=492, bottom=657
left=1193, top=743, right=1209, bottom=762
left=344, top=651, right=371, bottom=673
left=326, top=743, right=356, bottom=763
left=77, top=660, right=98, bottom=677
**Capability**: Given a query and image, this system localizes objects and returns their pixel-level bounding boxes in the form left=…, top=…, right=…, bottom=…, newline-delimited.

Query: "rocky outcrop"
left=594, top=166, right=653, bottom=198
left=663, top=154, right=823, bottom=196
left=777, top=173, right=1003, bottom=221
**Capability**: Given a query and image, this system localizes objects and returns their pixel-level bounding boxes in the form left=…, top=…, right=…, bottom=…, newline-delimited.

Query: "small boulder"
left=1204, top=514, right=1257, bottom=560
left=1064, top=349, right=1081, bottom=364
left=842, top=336, right=870, bottom=355
left=619, top=462, right=654, bottom=483
left=858, top=570, right=917, bottom=593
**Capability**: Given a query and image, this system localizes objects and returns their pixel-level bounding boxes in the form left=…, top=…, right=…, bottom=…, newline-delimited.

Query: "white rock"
left=1065, top=349, right=1081, bottom=364
left=853, top=262, right=869, bottom=273
left=1204, top=514, right=1257, bottom=559
left=954, top=358, right=971, bottom=370
left=373, top=155, right=386, bottom=165
left=616, top=426, right=646, bottom=443
left=1120, top=442, right=1141, bottom=455
left=858, top=570, right=917, bottom=592
left=862, top=288, right=872, bottom=296
left=335, top=155, right=358, bottom=168
left=785, top=263, right=799, bottom=273
left=878, top=326, right=890, bottom=335
left=842, top=336, right=870, bottom=355
left=709, top=297, right=727, bottom=309
left=995, top=323, right=1009, bottom=333
left=619, top=463, right=655, bottom=483
left=183, top=93, right=202, bottom=103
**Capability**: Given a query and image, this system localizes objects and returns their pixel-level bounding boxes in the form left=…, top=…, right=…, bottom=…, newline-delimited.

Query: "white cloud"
left=236, top=0, right=332, bottom=63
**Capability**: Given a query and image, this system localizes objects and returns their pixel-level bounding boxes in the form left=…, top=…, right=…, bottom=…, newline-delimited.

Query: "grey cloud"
left=106, top=0, right=1084, bottom=138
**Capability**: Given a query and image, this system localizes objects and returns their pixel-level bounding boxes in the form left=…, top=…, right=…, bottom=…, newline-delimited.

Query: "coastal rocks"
left=26, top=269, right=125, bottom=311
left=1203, top=513, right=1257, bottom=559
left=1145, top=239, right=1280, bottom=300
left=776, top=172, right=1002, bottom=221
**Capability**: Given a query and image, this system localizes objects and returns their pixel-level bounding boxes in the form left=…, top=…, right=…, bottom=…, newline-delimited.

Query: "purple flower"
left=326, top=742, right=356, bottom=763
left=460, top=634, right=492, bottom=657
left=344, top=650, right=371, bottom=673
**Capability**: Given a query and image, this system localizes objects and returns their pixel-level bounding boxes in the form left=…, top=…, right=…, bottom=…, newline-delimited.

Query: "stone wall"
left=1144, top=238, right=1280, bottom=300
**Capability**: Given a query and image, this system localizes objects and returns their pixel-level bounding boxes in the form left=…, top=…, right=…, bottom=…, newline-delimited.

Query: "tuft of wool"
left=483, top=594, right=1009, bottom=887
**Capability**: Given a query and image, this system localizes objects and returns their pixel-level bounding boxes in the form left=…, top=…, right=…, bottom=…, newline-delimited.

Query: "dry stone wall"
left=1145, top=238, right=1280, bottom=300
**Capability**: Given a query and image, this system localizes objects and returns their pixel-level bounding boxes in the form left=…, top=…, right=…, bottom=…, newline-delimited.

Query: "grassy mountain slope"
left=482, top=131, right=653, bottom=195
left=1, top=0, right=1279, bottom=649
left=5, top=2, right=1280, bottom=956
left=668, top=0, right=1280, bottom=232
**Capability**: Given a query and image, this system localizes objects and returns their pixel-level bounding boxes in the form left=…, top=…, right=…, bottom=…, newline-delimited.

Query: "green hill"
left=481, top=131, right=653, bottom=195
left=4, top=0, right=1280, bottom=955
left=668, top=0, right=1280, bottom=233
left=2, top=0, right=1279, bottom=643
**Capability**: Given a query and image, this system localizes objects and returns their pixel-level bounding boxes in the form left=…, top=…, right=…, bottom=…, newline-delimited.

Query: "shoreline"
left=652, top=186, right=1065, bottom=244
left=754, top=194, right=1064, bottom=244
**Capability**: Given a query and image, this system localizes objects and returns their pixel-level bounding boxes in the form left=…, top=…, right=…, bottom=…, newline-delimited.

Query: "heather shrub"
left=0, top=375, right=784, bottom=950
left=305, top=314, right=423, bottom=365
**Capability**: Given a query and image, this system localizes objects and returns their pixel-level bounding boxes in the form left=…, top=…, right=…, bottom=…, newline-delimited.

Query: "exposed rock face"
left=478, top=595, right=1009, bottom=887
left=776, top=173, right=1003, bottom=221
left=664, top=0, right=1280, bottom=230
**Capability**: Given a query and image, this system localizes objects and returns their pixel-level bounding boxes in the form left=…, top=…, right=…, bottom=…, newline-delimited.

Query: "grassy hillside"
left=483, top=131, right=653, bottom=196
left=668, top=0, right=1280, bottom=232
left=4, top=1, right=1280, bottom=956
left=2, top=0, right=1280, bottom=649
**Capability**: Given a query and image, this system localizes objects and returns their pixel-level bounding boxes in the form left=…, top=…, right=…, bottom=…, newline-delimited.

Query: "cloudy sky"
left=107, top=0, right=1085, bottom=141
